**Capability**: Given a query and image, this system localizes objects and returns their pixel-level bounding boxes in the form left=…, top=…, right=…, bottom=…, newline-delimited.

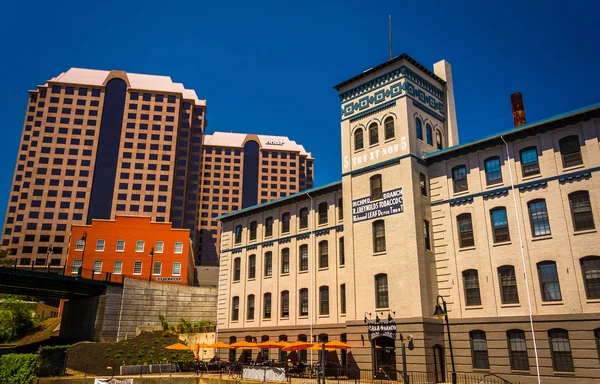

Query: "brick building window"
left=372, top=220, right=386, bottom=253
left=527, top=199, right=551, bottom=236
left=490, top=207, right=510, bottom=243
left=369, top=123, right=379, bottom=146
left=507, top=330, right=529, bottom=371
left=299, top=208, right=308, bottom=229
left=452, top=165, right=468, bottom=193
left=537, top=261, right=562, bottom=301
left=249, top=221, right=257, bottom=241
left=370, top=175, right=383, bottom=200
left=281, top=213, right=290, bottom=234
left=265, top=217, right=273, bottom=237
left=281, top=291, right=289, bottom=318
left=318, top=241, right=328, bottom=268
left=299, top=245, right=308, bottom=271
left=520, top=147, right=540, bottom=176
left=470, top=331, right=490, bottom=369
left=462, top=269, right=481, bottom=306
left=498, top=265, right=519, bottom=304
left=580, top=256, right=600, bottom=299
left=319, top=286, right=329, bottom=315
left=484, top=157, right=502, bottom=185
left=233, top=257, right=241, bottom=281
left=457, top=213, right=474, bottom=248
left=375, top=273, right=388, bottom=308
left=354, top=129, right=364, bottom=151
left=318, top=202, right=328, bottom=225
left=299, top=288, right=309, bottom=316
left=264, top=252, right=272, bottom=277
left=559, top=135, right=583, bottom=168
left=548, top=329, right=574, bottom=372
left=133, top=261, right=142, bottom=275
left=339, top=237, right=345, bottom=266
left=569, top=191, right=595, bottom=231
left=281, top=248, right=290, bottom=274
left=384, top=117, right=395, bottom=140
left=247, top=294, right=255, bottom=320
left=231, top=296, right=239, bottom=321
left=248, top=255, right=256, bottom=279
left=263, top=293, right=271, bottom=319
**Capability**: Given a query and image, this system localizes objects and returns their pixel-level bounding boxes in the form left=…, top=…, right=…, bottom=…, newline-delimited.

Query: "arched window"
left=229, top=336, right=237, bottom=361
left=426, top=123, right=433, bottom=146
left=490, top=207, right=510, bottom=243
left=527, top=199, right=551, bottom=237
left=279, top=335, right=288, bottom=361
left=369, top=123, right=379, bottom=146
left=470, top=331, right=490, bottom=369
left=249, top=221, right=257, bottom=241
left=231, top=296, right=239, bottom=321
left=370, top=174, right=383, bottom=200
left=569, top=191, right=595, bottom=231
left=548, top=329, right=574, bottom=372
left=281, top=212, right=290, bottom=234
left=233, top=257, right=241, bottom=281
left=372, top=220, right=386, bottom=253
left=484, top=156, right=502, bottom=185
left=299, top=207, right=309, bottom=229
left=318, top=202, right=328, bottom=225
left=452, top=165, right=468, bottom=193
left=384, top=117, right=395, bottom=140
left=462, top=269, right=481, bottom=306
left=261, top=334, right=270, bottom=360
left=247, top=294, right=255, bottom=320
left=375, top=273, right=389, bottom=308
left=537, top=261, right=562, bottom=301
left=580, top=256, right=600, bottom=299
left=299, top=244, right=308, bottom=271
left=299, top=288, right=309, bottom=316
left=280, top=291, right=289, bottom=318
left=520, top=146, right=540, bottom=176
left=416, top=118, right=423, bottom=140
left=319, top=286, right=329, bottom=315
left=318, top=241, right=328, bottom=268
left=264, top=251, right=272, bottom=277
left=594, top=328, right=600, bottom=360
left=298, top=334, right=308, bottom=362
left=281, top=248, right=290, bottom=274
left=507, top=330, right=529, bottom=371
left=559, top=135, right=583, bottom=168
left=457, top=213, right=474, bottom=248
left=354, top=128, right=364, bottom=151
left=235, top=225, right=242, bottom=244
left=265, top=217, right=273, bottom=237
left=419, top=173, right=427, bottom=196
left=435, top=129, right=443, bottom=150
left=248, top=254, right=256, bottom=279
left=498, top=265, right=519, bottom=304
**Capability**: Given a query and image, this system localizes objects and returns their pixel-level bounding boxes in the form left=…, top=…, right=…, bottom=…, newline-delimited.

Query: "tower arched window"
left=416, top=118, right=423, bottom=140
left=354, top=129, right=364, bottom=151
left=426, top=123, right=433, bottom=146
left=369, top=123, right=379, bottom=146
left=435, top=129, right=443, bottom=149
left=384, top=117, right=395, bottom=140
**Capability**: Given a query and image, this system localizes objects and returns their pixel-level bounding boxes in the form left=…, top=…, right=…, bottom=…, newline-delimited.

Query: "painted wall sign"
left=155, top=277, right=182, bottom=282
left=265, top=138, right=285, bottom=146
left=352, top=188, right=403, bottom=223
left=343, top=139, right=406, bottom=170
left=367, top=319, right=397, bottom=340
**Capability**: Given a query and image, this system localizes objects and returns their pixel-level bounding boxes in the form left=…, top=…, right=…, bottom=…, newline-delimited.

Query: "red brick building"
left=66, top=216, right=193, bottom=285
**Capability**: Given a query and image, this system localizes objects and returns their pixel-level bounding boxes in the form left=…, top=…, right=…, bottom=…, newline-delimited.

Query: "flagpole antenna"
left=389, top=15, right=393, bottom=60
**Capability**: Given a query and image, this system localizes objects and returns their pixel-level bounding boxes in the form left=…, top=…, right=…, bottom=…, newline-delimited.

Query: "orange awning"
left=207, top=341, right=232, bottom=348
left=325, top=340, right=353, bottom=349
left=257, top=340, right=285, bottom=349
left=230, top=340, right=259, bottom=349
left=282, top=341, right=314, bottom=351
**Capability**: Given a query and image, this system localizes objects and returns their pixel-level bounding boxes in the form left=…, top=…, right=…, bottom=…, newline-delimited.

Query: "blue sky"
left=1, top=0, right=598, bottom=217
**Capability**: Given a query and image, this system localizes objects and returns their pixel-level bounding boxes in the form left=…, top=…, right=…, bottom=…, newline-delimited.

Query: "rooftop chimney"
left=511, top=92, right=526, bottom=127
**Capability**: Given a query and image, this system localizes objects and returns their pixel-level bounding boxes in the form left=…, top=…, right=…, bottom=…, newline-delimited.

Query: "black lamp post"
left=78, top=232, right=87, bottom=277
left=433, top=295, right=456, bottom=384
left=45, top=244, right=54, bottom=273
left=148, top=247, right=155, bottom=282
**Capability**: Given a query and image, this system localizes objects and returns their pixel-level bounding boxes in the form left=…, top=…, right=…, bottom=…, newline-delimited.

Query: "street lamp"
left=45, top=244, right=54, bottom=273
left=433, top=295, right=456, bottom=384
left=148, top=247, right=155, bottom=282
left=78, top=232, right=88, bottom=277
left=363, top=312, right=372, bottom=323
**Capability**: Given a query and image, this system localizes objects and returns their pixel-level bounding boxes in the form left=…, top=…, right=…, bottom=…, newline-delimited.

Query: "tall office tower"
left=2, top=68, right=206, bottom=268
left=197, top=133, right=313, bottom=266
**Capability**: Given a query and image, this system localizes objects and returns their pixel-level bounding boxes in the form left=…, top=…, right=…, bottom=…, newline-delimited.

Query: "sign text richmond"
left=352, top=188, right=403, bottom=223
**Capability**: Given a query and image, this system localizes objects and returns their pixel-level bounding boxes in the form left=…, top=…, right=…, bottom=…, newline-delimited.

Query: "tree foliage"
left=0, top=296, right=36, bottom=343
left=0, top=248, right=15, bottom=267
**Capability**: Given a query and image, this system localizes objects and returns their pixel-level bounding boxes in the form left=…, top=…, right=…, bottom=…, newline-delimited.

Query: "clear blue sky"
left=1, top=0, right=599, bottom=217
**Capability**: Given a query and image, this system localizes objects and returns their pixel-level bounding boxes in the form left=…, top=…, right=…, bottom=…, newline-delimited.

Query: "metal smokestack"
left=511, top=92, right=526, bottom=127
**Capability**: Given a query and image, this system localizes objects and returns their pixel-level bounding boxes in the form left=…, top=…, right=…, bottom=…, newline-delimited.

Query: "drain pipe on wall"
left=307, top=192, right=315, bottom=366
left=501, top=135, right=541, bottom=384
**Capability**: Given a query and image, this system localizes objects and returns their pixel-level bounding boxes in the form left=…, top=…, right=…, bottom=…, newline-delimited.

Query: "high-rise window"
left=520, top=147, right=540, bottom=176
left=318, top=202, right=328, bottom=225
left=490, top=207, right=510, bottom=243
left=537, top=261, right=562, bottom=301
left=419, top=173, right=427, bottom=196
left=369, top=123, right=379, bottom=146
left=470, top=331, right=490, bottom=369
left=498, top=265, right=519, bottom=304
left=233, top=257, right=241, bottom=281
left=457, top=213, right=474, bottom=248
left=299, top=245, right=308, bottom=271
left=462, top=269, right=481, bottom=306
left=265, top=217, right=273, bottom=237
left=426, top=123, right=433, bottom=146
left=580, top=256, right=600, bottom=299
left=424, top=220, right=431, bottom=250
left=354, top=129, right=364, bottom=151
left=416, top=118, right=423, bottom=140
left=452, top=165, right=468, bottom=193
left=281, top=213, right=290, bottom=234
left=319, top=286, right=329, bottom=315
left=247, top=294, right=255, bottom=320
left=299, top=208, right=309, bottom=229
left=235, top=225, right=242, bottom=244
left=231, top=296, right=239, bottom=321
left=507, top=330, right=529, bottom=371
left=340, top=283, right=346, bottom=314
left=372, top=220, right=386, bottom=252
left=249, top=221, right=257, bottom=241
left=248, top=255, right=256, bottom=279
left=370, top=175, right=383, bottom=200
left=559, top=135, right=583, bottom=168
left=484, top=157, right=502, bottom=185
left=264, top=252, right=272, bottom=277
left=339, top=237, right=345, bottom=266
left=281, top=291, right=289, bottom=317
left=569, top=191, right=595, bottom=231
left=281, top=248, right=290, bottom=274
left=375, top=273, right=389, bottom=308
left=318, top=241, right=328, bottom=268
left=384, top=117, right=395, bottom=140
left=113, top=260, right=123, bottom=275
left=299, top=288, right=309, bottom=316
left=548, top=329, right=574, bottom=372
left=263, top=293, right=272, bottom=319
left=528, top=199, right=551, bottom=237
left=172, top=262, right=181, bottom=276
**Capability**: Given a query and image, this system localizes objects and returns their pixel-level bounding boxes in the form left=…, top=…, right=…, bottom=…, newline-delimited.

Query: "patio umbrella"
left=207, top=341, right=232, bottom=348
left=165, top=343, right=191, bottom=350
left=309, top=343, right=336, bottom=351
left=196, top=342, right=211, bottom=359
left=282, top=341, right=314, bottom=352
left=325, top=340, right=353, bottom=349
left=230, top=340, right=259, bottom=349
left=276, top=341, right=290, bottom=348
left=257, top=340, right=285, bottom=349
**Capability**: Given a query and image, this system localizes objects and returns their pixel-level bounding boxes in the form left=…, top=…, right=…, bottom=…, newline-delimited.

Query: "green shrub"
left=115, top=353, right=122, bottom=358
left=37, top=345, right=70, bottom=377
left=0, top=353, right=39, bottom=384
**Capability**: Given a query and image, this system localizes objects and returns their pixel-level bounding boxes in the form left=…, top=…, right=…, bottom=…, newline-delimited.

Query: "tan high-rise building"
left=216, top=54, right=600, bottom=383
left=2, top=68, right=206, bottom=268
left=197, top=132, right=313, bottom=266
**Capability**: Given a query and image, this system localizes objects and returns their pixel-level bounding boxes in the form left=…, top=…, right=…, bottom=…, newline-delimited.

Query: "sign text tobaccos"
left=352, top=188, right=403, bottom=223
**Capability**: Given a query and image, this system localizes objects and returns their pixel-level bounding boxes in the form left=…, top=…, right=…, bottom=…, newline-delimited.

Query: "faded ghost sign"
left=352, top=188, right=403, bottom=223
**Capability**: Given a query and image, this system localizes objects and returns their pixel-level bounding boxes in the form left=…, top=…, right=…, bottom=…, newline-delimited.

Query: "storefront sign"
left=352, top=188, right=403, bottom=223
left=155, top=277, right=182, bottom=282
left=367, top=319, right=397, bottom=340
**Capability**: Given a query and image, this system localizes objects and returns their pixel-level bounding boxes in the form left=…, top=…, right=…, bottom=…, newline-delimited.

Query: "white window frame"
left=75, top=238, right=85, bottom=251
left=71, top=259, right=82, bottom=274
left=155, top=241, right=164, bottom=254
left=93, top=260, right=102, bottom=275
left=173, top=262, right=181, bottom=276
left=174, top=241, right=183, bottom=254
left=136, top=240, right=144, bottom=253
left=133, top=261, right=143, bottom=275
left=153, top=261, right=162, bottom=276
left=116, top=240, right=125, bottom=252
left=96, top=239, right=105, bottom=252
left=113, top=260, right=123, bottom=275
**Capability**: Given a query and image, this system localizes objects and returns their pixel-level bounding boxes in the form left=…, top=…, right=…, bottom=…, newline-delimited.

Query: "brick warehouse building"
left=216, top=54, right=600, bottom=383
